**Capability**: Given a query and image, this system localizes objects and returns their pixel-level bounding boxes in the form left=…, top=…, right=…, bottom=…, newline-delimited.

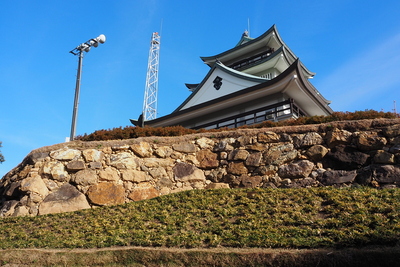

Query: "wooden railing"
left=193, top=99, right=306, bottom=130
left=229, top=48, right=275, bottom=70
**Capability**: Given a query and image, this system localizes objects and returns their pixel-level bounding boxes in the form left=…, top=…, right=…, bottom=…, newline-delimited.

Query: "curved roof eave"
left=185, top=83, right=199, bottom=91
left=234, top=46, right=315, bottom=78
left=146, top=59, right=332, bottom=128
left=200, top=25, right=278, bottom=63
left=293, top=63, right=333, bottom=109
left=274, top=47, right=316, bottom=78
left=146, top=60, right=297, bottom=126
left=200, top=25, right=314, bottom=76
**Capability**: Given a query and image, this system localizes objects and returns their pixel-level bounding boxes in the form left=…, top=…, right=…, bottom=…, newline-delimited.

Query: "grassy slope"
left=0, top=187, right=399, bottom=250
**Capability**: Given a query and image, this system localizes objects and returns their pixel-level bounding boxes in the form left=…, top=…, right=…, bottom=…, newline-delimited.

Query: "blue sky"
left=1, top=0, right=400, bottom=177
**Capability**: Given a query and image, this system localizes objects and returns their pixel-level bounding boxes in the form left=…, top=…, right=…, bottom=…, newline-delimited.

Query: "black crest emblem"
left=213, top=76, right=223, bottom=90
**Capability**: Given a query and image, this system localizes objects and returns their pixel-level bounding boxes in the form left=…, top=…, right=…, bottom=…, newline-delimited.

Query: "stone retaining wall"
left=1, top=119, right=400, bottom=217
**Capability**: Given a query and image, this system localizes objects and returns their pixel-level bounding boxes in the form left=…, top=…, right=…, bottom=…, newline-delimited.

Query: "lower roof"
left=144, top=59, right=333, bottom=128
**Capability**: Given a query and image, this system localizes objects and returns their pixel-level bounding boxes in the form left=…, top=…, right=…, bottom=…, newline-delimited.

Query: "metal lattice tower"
left=143, top=32, right=161, bottom=121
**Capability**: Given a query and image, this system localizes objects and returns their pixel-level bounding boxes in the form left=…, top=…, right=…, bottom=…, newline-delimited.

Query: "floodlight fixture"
left=69, top=34, right=106, bottom=141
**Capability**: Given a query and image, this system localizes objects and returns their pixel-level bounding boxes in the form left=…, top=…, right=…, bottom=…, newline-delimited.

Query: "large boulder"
left=72, top=169, right=98, bottom=186
left=373, top=165, right=400, bottom=184
left=39, top=183, right=90, bottom=215
left=325, top=128, right=352, bottom=148
left=322, top=145, right=370, bottom=170
left=355, top=132, right=387, bottom=151
left=196, top=150, right=219, bottom=169
left=82, top=149, right=103, bottom=162
left=20, top=175, right=49, bottom=198
left=50, top=148, right=81, bottom=160
left=292, top=132, right=323, bottom=148
left=173, top=142, right=196, bottom=153
left=130, top=142, right=153, bottom=157
left=127, top=182, right=159, bottom=201
left=278, top=160, right=314, bottom=179
left=87, top=182, right=125, bottom=206
left=319, top=170, right=357, bottom=186
left=173, top=162, right=206, bottom=182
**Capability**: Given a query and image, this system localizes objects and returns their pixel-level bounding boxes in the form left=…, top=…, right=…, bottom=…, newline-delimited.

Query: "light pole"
left=69, top=34, right=106, bottom=141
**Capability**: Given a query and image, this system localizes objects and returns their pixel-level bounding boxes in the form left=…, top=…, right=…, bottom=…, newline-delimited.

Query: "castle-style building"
left=133, top=25, right=333, bottom=129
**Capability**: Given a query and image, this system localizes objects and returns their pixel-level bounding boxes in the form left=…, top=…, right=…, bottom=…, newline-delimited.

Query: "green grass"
left=0, top=187, right=399, bottom=249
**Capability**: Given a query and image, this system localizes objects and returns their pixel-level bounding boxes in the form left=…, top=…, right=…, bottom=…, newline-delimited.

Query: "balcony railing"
left=193, top=99, right=306, bottom=130
left=229, top=48, right=275, bottom=70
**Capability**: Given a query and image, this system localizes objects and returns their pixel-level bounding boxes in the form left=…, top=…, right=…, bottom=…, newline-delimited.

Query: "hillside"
left=0, top=187, right=399, bottom=266
left=0, top=118, right=399, bottom=266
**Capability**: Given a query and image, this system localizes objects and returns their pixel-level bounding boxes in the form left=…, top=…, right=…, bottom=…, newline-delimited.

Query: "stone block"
left=27, top=152, right=49, bottom=164
left=173, top=142, right=196, bottom=153
left=227, top=162, right=248, bottom=175
left=110, top=152, right=137, bottom=169
left=20, top=175, right=49, bottom=198
left=355, top=132, right=387, bottom=151
left=196, top=150, right=219, bottom=169
left=89, top=162, right=102, bottom=169
left=154, top=146, right=173, bottom=158
left=72, top=169, right=98, bottom=186
left=319, top=170, right=357, bottom=185
left=121, top=169, right=148, bottom=183
left=42, top=161, right=69, bottom=182
left=383, top=124, right=400, bottom=138
left=205, top=183, right=230, bottom=189
left=99, top=167, right=120, bottom=182
left=373, top=165, right=400, bottom=184
left=173, top=162, right=205, bottom=182
left=323, top=145, right=370, bottom=170
left=325, top=128, right=352, bottom=148
left=66, top=160, right=86, bottom=171
left=240, top=175, right=262, bottom=188
left=245, top=152, right=262, bottom=167
left=306, top=145, right=329, bottom=162
left=374, top=150, right=395, bottom=164
left=293, top=132, right=323, bottom=148
left=130, top=142, right=153, bottom=157
left=195, top=137, right=214, bottom=149
left=128, top=182, right=159, bottom=201
left=257, top=131, right=280, bottom=143
left=50, top=148, right=81, bottom=160
left=39, top=183, right=91, bottom=215
left=87, top=182, right=125, bottom=205
left=228, top=149, right=249, bottom=161
left=278, top=160, right=314, bottom=179
left=83, top=149, right=103, bottom=162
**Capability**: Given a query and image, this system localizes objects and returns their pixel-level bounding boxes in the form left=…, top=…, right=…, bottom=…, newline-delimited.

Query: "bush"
left=76, top=110, right=399, bottom=141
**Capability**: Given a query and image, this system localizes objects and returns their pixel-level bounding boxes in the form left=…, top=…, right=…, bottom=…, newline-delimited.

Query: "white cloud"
left=317, top=33, right=400, bottom=111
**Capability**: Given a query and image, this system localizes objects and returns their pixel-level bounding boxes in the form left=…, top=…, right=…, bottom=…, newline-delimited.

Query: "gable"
left=177, top=63, right=267, bottom=111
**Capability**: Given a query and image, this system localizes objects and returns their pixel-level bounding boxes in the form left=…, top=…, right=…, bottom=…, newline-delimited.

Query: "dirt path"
left=1, top=246, right=399, bottom=267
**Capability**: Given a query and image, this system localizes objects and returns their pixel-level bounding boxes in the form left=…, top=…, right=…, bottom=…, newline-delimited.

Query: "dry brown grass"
left=1, top=246, right=399, bottom=266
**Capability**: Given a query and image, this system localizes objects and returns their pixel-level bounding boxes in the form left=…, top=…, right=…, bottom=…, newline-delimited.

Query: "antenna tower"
left=143, top=32, right=161, bottom=121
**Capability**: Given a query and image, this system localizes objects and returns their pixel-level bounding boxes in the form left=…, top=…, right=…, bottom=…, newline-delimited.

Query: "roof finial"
left=247, top=18, right=250, bottom=37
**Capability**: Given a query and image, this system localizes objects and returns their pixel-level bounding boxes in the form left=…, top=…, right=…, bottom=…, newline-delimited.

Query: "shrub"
left=76, top=110, right=399, bottom=141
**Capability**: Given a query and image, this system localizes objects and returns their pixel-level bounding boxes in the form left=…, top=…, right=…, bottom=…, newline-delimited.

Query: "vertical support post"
left=70, top=51, right=84, bottom=141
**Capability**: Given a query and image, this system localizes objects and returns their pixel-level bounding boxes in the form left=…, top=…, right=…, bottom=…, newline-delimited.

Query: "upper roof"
left=200, top=25, right=315, bottom=77
left=235, top=30, right=254, bottom=46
